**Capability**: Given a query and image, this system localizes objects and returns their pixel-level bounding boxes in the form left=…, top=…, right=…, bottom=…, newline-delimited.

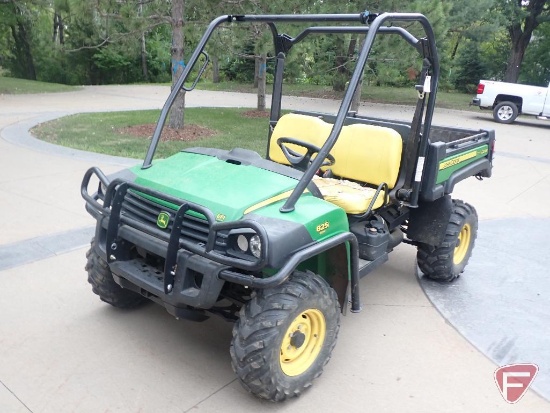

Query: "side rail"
left=81, top=166, right=110, bottom=219
left=419, top=129, right=495, bottom=201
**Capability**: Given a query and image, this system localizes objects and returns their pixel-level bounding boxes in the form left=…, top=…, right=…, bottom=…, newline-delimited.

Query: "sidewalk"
left=0, top=86, right=548, bottom=412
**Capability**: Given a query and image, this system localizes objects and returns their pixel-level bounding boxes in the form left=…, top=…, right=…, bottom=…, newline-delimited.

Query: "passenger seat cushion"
left=313, top=177, right=385, bottom=215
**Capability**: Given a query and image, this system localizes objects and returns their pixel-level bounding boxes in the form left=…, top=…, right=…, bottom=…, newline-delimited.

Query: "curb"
left=1, top=112, right=140, bottom=167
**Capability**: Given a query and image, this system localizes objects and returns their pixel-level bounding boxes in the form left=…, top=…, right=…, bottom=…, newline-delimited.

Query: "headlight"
left=237, top=235, right=249, bottom=252
left=228, top=230, right=263, bottom=261
left=249, top=235, right=261, bottom=258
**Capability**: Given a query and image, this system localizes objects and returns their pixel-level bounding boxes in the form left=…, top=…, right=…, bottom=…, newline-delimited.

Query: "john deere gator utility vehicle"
left=81, top=11, right=494, bottom=401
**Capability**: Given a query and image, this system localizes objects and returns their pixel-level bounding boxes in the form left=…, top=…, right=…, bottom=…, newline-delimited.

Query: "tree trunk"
left=53, top=13, right=59, bottom=43
left=350, top=37, right=364, bottom=112
left=10, top=22, right=36, bottom=80
left=139, top=3, right=148, bottom=81
left=257, top=54, right=267, bottom=111
left=169, top=0, right=185, bottom=129
left=504, top=24, right=532, bottom=83
left=350, top=76, right=363, bottom=113
left=58, top=14, right=64, bottom=45
left=254, top=56, right=259, bottom=88
left=212, top=56, right=219, bottom=83
left=450, top=35, right=461, bottom=60
left=332, top=36, right=356, bottom=92
left=141, top=33, right=148, bottom=81
left=503, top=1, right=543, bottom=83
left=332, top=37, right=347, bottom=92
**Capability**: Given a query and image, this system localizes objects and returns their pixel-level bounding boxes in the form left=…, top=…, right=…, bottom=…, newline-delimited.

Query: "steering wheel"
left=277, top=137, right=335, bottom=172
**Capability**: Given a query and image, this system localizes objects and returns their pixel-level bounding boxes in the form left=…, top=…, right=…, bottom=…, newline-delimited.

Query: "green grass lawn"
left=196, top=80, right=476, bottom=112
left=0, top=77, right=79, bottom=94
left=32, top=85, right=476, bottom=159
left=29, top=78, right=476, bottom=158
left=32, top=108, right=272, bottom=159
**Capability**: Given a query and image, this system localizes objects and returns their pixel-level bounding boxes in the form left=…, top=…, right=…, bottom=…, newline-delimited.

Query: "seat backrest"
left=269, top=114, right=329, bottom=162
left=269, top=113, right=403, bottom=188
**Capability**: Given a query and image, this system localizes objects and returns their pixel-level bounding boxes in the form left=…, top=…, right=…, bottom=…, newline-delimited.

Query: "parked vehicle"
left=81, top=11, right=495, bottom=401
left=472, top=80, right=550, bottom=124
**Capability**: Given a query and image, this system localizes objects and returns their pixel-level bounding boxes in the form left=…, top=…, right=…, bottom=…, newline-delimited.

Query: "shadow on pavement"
left=418, top=218, right=550, bottom=401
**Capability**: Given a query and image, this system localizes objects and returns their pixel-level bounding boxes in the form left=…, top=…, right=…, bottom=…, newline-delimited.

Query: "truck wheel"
left=493, top=101, right=518, bottom=124
left=417, top=200, right=478, bottom=282
left=85, top=238, right=147, bottom=308
left=230, top=271, right=340, bottom=401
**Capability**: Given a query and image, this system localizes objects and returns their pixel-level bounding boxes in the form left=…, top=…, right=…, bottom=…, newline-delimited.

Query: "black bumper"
left=82, top=167, right=268, bottom=314
left=94, top=222, right=228, bottom=314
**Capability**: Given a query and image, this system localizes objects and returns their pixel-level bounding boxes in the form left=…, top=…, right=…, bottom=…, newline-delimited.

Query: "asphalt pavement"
left=1, top=85, right=549, bottom=412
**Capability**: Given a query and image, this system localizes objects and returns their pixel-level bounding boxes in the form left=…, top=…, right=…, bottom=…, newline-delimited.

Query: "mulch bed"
left=119, top=110, right=269, bottom=140
left=241, top=110, right=270, bottom=118
left=118, top=123, right=216, bottom=142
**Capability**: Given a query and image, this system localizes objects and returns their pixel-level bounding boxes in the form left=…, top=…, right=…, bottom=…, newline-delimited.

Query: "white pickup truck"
left=472, top=80, right=550, bottom=124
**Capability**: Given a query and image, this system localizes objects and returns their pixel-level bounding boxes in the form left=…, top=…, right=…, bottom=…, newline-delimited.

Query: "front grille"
left=120, top=190, right=227, bottom=249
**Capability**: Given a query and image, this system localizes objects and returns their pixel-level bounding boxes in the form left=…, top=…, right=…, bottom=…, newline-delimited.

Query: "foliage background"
left=1, top=0, right=549, bottom=92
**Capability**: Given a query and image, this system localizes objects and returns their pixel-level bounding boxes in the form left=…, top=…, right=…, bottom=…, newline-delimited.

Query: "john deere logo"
left=157, top=211, right=170, bottom=229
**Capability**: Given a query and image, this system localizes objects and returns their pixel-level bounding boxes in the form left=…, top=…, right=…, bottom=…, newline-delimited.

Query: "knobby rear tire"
left=417, top=200, right=478, bottom=282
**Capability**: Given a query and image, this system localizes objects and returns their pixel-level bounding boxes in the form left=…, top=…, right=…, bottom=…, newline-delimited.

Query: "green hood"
left=130, top=151, right=300, bottom=221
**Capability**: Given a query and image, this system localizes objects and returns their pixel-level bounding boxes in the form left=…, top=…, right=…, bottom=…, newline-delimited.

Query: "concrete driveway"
left=1, top=86, right=549, bottom=412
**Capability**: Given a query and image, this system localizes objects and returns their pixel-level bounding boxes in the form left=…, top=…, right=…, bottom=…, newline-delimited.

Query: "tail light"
left=476, top=83, right=485, bottom=94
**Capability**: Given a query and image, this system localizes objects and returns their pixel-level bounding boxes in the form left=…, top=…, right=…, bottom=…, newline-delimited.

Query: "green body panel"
left=253, top=196, right=350, bottom=280
left=436, top=145, right=489, bottom=184
left=250, top=196, right=349, bottom=241
left=129, top=152, right=300, bottom=221
left=127, top=150, right=351, bottom=281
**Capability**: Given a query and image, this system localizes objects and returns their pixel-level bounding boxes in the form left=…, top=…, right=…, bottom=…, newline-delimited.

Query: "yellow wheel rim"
left=280, top=309, right=326, bottom=377
left=453, top=223, right=471, bottom=265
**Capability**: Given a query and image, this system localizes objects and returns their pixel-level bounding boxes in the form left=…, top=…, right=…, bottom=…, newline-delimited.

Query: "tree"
left=520, top=22, right=550, bottom=85
left=59, top=0, right=186, bottom=125
left=0, top=0, right=47, bottom=80
left=445, top=0, right=497, bottom=60
left=452, top=41, right=487, bottom=92
left=499, top=0, right=550, bottom=82
left=168, top=0, right=185, bottom=129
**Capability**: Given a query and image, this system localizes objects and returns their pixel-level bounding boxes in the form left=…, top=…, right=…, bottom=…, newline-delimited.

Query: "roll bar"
left=141, top=12, right=440, bottom=211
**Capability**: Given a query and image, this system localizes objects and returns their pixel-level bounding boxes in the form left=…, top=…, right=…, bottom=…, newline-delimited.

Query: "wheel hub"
left=280, top=309, right=326, bottom=376
left=498, top=106, right=513, bottom=120
left=454, top=223, right=471, bottom=265
left=290, top=331, right=306, bottom=348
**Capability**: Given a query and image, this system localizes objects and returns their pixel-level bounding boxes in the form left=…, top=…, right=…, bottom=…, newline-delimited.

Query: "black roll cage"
left=142, top=11, right=440, bottom=211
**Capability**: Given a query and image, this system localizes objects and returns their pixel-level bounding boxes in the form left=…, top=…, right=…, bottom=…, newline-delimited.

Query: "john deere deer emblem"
left=157, top=211, right=170, bottom=229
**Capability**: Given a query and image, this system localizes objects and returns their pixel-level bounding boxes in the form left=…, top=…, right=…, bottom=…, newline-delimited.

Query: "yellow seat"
left=269, top=114, right=403, bottom=214
left=312, top=177, right=385, bottom=215
left=269, top=114, right=330, bottom=164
